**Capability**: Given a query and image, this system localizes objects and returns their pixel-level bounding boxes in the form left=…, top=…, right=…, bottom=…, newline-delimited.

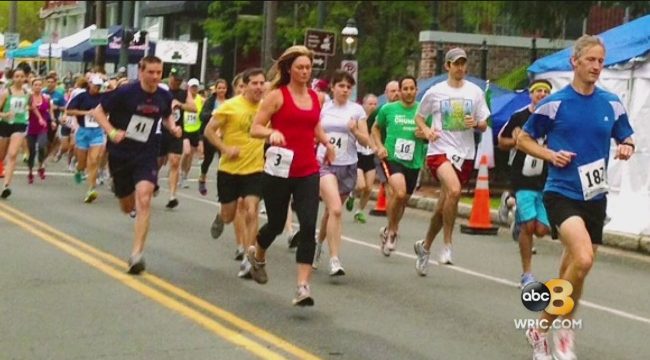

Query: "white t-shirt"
left=417, top=80, right=490, bottom=160
left=317, top=100, right=367, bottom=166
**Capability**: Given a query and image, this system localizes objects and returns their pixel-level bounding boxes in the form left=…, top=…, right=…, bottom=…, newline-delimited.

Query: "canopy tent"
left=8, top=39, right=43, bottom=59
left=491, top=90, right=531, bottom=135
left=63, top=25, right=156, bottom=63
left=38, top=25, right=97, bottom=58
left=528, top=14, right=650, bottom=236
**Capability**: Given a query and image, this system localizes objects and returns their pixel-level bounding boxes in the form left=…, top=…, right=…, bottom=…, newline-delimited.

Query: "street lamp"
left=341, top=18, right=358, bottom=101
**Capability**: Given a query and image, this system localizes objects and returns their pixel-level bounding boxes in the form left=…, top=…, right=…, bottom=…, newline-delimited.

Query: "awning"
left=8, top=39, right=43, bottom=59
left=62, top=25, right=157, bottom=63
left=38, top=25, right=97, bottom=58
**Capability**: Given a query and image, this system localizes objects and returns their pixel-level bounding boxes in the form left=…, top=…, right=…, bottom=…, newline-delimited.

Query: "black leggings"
left=201, top=139, right=218, bottom=176
left=27, top=133, right=48, bottom=170
left=257, top=173, right=319, bottom=264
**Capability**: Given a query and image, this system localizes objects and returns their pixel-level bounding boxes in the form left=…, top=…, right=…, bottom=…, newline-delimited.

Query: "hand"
left=615, top=143, right=634, bottom=160
left=464, top=115, right=477, bottom=129
left=376, top=146, right=388, bottom=160
left=422, top=127, right=440, bottom=142
left=347, top=118, right=357, bottom=132
left=171, top=125, right=183, bottom=138
left=224, top=146, right=240, bottom=160
left=110, top=129, right=126, bottom=143
left=325, top=144, right=336, bottom=165
left=551, top=150, right=576, bottom=168
left=38, top=118, right=47, bottom=127
left=50, top=121, right=58, bottom=131
left=171, top=99, right=182, bottom=109
left=269, top=130, right=286, bottom=146
left=5, top=111, right=15, bottom=120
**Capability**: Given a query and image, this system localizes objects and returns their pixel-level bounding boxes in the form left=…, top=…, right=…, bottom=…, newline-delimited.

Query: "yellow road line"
left=0, top=203, right=321, bottom=360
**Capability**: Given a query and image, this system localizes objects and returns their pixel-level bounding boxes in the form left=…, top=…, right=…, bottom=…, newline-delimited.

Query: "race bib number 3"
left=125, top=115, right=155, bottom=143
left=394, top=138, right=415, bottom=161
left=264, top=146, right=294, bottom=178
left=578, top=158, right=608, bottom=200
left=84, top=114, right=99, bottom=128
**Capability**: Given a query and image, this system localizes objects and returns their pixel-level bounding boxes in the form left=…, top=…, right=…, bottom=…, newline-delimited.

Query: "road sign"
left=304, top=29, right=336, bottom=56
left=4, top=32, right=20, bottom=50
left=313, top=54, right=327, bottom=71
left=90, top=28, right=109, bottom=46
left=155, top=40, right=199, bottom=65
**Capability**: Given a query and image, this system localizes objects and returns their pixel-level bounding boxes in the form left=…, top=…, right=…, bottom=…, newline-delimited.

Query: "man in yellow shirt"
left=204, top=68, right=266, bottom=278
left=181, top=78, right=205, bottom=188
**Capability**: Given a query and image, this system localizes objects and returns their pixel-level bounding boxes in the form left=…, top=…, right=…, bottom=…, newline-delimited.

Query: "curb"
left=370, top=189, right=650, bottom=256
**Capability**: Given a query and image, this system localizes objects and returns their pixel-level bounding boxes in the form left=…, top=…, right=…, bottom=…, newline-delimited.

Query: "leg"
left=233, top=198, right=247, bottom=248
left=167, top=153, right=181, bottom=199
left=243, top=196, right=260, bottom=249
left=292, top=174, right=320, bottom=285
left=358, top=169, right=376, bottom=212
left=256, top=175, right=292, bottom=260
left=132, top=180, right=155, bottom=255
left=86, top=145, right=103, bottom=191
left=27, top=135, right=37, bottom=172
left=424, top=187, right=445, bottom=249
left=3, top=133, right=26, bottom=188
left=386, top=173, right=408, bottom=235
left=319, top=174, right=343, bottom=259
left=519, top=222, right=536, bottom=274
left=436, top=162, right=462, bottom=246
left=200, top=140, right=216, bottom=181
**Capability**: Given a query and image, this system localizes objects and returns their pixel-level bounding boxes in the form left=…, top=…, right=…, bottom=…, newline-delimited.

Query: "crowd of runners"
left=0, top=34, right=636, bottom=360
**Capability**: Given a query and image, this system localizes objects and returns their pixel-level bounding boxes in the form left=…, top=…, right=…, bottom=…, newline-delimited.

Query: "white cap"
left=187, top=78, right=200, bottom=87
left=90, top=76, right=104, bottom=86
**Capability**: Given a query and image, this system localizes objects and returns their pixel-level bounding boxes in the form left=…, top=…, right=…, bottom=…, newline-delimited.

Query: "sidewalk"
left=369, top=184, right=650, bottom=256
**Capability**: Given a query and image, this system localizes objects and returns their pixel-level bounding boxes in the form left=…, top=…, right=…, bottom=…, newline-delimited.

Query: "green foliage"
left=506, top=1, right=595, bottom=38
left=0, top=1, right=45, bottom=42
left=495, top=65, right=529, bottom=90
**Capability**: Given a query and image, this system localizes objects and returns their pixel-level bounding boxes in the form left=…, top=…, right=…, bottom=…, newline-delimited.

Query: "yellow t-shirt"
left=213, top=95, right=264, bottom=175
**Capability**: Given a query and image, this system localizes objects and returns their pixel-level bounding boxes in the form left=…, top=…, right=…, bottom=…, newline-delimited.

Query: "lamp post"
left=341, top=18, right=358, bottom=102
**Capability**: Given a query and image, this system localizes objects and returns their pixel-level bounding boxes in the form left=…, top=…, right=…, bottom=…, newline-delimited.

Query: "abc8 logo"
left=521, top=279, right=575, bottom=315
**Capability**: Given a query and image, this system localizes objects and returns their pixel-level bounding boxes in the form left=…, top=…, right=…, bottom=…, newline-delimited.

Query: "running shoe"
left=128, top=210, right=136, bottom=219
left=210, top=213, right=225, bottom=239
left=552, top=329, right=576, bottom=360
left=353, top=211, right=366, bottom=224
left=386, top=232, right=398, bottom=252
left=345, top=195, right=354, bottom=212
left=74, top=171, right=83, bottom=184
left=38, top=167, right=46, bottom=180
left=498, top=191, right=512, bottom=224
left=84, top=189, right=98, bottom=203
left=312, top=241, right=323, bottom=270
left=439, top=246, right=453, bottom=265
left=329, top=257, right=345, bottom=276
left=379, top=227, right=390, bottom=257
left=520, top=272, right=537, bottom=289
left=414, top=240, right=431, bottom=276
left=127, top=253, right=146, bottom=275
left=292, top=284, right=314, bottom=307
left=28, top=173, right=34, bottom=184
left=234, top=246, right=245, bottom=261
left=1, top=187, right=11, bottom=199
left=166, top=198, right=179, bottom=209
left=237, top=257, right=252, bottom=279
left=525, top=328, right=552, bottom=360
left=512, top=221, right=522, bottom=242
left=198, top=180, right=207, bottom=196
left=246, top=246, right=268, bottom=284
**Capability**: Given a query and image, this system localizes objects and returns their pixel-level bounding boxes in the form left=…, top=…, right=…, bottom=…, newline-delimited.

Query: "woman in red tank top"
left=250, top=45, right=335, bottom=306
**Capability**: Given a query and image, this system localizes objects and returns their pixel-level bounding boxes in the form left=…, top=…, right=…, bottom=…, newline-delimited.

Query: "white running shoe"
left=498, top=191, right=512, bottom=224
left=329, top=257, right=345, bottom=276
left=414, top=240, right=430, bottom=276
left=312, top=241, right=323, bottom=270
left=525, top=328, right=552, bottom=360
left=386, top=232, right=398, bottom=252
left=379, top=227, right=390, bottom=257
left=439, top=245, right=453, bottom=265
left=552, top=328, right=577, bottom=360
left=237, top=257, right=252, bottom=279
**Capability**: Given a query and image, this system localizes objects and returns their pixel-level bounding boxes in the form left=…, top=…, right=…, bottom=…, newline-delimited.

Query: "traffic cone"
left=370, top=183, right=387, bottom=216
left=460, top=155, right=499, bottom=235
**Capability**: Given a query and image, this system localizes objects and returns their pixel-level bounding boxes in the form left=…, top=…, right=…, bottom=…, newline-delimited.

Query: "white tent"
left=37, top=25, right=97, bottom=58
left=529, top=15, right=650, bottom=236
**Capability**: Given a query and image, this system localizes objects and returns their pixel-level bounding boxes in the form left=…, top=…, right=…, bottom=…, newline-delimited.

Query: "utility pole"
left=9, top=1, right=17, bottom=32
left=119, top=1, right=134, bottom=70
left=95, top=1, right=107, bottom=72
left=317, top=1, right=326, bottom=28
left=262, top=1, right=277, bottom=70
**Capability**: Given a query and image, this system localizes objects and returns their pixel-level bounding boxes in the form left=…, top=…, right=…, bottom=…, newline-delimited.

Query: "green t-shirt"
left=1, top=89, right=30, bottom=125
left=376, top=101, right=430, bottom=169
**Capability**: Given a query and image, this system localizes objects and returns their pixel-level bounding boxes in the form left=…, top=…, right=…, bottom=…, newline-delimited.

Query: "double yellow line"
left=0, top=203, right=320, bottom=360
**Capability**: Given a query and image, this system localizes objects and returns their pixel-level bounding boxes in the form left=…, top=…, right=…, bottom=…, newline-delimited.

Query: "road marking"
left=0, top=203, right=321, bottom=360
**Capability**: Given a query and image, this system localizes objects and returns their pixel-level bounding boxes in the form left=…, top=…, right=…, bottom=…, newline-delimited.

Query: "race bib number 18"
left=264, top=146, right=294, bottom=178
left=578, top=158, right=608, bottom=200
left=125, top=115, right=155, bottom=143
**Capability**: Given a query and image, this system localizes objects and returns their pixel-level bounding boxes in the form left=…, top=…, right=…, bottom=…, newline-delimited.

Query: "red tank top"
left=271, top=86, right=321, bottom=178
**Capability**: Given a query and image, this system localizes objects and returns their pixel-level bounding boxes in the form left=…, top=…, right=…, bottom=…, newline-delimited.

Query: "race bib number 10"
left=394, top=138, right=415, bottom=161
left=264, top=146, right=294, bottom=178
left=578, top=158, right=608, bottom=200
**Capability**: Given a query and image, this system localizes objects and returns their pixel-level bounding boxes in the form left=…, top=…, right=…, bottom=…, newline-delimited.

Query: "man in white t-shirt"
left=414, top=48, right=490, bottom=272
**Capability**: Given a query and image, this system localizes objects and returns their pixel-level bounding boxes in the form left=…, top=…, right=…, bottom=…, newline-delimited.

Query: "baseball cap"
left=187, top=78, right=200, bottom=87
left=169, top=67, right=184, bottom=78
left=445, top=48, right=467, bottom=63
left=90, top=76, right=104, bottom=86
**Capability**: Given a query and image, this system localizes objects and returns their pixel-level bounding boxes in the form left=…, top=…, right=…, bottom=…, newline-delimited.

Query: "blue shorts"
left=75, top=127, right=106, bottom=150
left=515, top=189, right=550, bottom=227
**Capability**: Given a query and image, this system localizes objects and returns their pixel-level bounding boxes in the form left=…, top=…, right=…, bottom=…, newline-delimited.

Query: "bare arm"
left=517, top=130, right=574, bottom=168
left=93, top=104, right=125, bottom=143
left=415, top=113, right=439, bottom=142
left=251, top=89, right=284, bottom=145
left=371, top=122, right=387, bottom=159
left=497, top=127, right=520, bottom=151
left=351, top=117, right=370, bottom=147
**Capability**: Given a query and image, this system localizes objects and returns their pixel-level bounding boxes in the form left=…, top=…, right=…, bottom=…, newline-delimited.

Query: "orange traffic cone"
left=460, top=155, right=499, bottom=235
left=370, top=183, right=387, bottom=216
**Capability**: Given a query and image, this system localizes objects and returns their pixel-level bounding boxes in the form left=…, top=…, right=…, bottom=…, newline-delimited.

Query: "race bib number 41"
left=125, top=115, right=155, bottom=143
left=264, top=146, right=294, bottom=178
left=578, top=158, right=608, bottom=200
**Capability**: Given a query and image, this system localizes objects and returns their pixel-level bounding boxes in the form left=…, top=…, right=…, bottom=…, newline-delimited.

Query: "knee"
left=573, top=253, right=594, bottom=278
left=446, top=187, right=462, bottom=202
left=523, top=222, right=536, bottom=235
left=136, top=192, right=152, bottom=210
left=328, top=204, right=342, bottom=219
left=534, top=223, right=549, bottom=237
left=394, top=188, right=408, bottom=202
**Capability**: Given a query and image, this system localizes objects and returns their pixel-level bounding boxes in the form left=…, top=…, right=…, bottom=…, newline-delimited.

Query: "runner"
left=198, top=78, right=228, bottom=196
left=204, top=68, right=266, bottom=278
left=93, top=55, right=181, bottom=274
left=60, top=77, right=88, bottom=172
left=518, top=35, right=634, bottom=360
left=42, top=74, right=66, bottom=158
left=497, top=79, right=552, bottom=288
left=249, top=45, right=335, bottom=306
left=0, top=68, right=30, bottom=199
left=371, top=75, right=429, bottom=257
left=414, top=47, right=490, bottom=270
left=66, top=76, right=106, bottom=203
left=180, top=78, right=205, bottom=188
left=26, top=78, right=55, bottom=184
left=313, top=70, right=370, bottom=275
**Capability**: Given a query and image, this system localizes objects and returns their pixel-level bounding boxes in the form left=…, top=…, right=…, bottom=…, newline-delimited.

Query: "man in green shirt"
left=371, top=75, right=429, bottom=256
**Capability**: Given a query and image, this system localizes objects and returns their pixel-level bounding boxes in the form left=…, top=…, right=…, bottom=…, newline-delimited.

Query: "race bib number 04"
left=578, top=158, right=608, bottom=200
left=264, top=146, right=294, bottom=178
left=328, top=132, right=348, bottom=155
left=394, top=138, right=415, bottom=161
left=125, top=115, right=155, bottom=143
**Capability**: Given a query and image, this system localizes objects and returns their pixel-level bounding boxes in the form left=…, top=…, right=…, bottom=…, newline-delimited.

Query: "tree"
left=506, top=1, right=595, bottom=38
left=0, top=1, right=45, bottom=42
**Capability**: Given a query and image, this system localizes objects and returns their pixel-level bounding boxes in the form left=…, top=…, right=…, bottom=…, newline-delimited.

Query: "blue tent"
left=491, top=90, right=530, bottom=134
left=8, top=39, right=43, bottom=58
left=63, top=25, right=156, bottom=63
left=528, top=15, right=650, bottom=74
left=378, top=74, right=512, bottom=105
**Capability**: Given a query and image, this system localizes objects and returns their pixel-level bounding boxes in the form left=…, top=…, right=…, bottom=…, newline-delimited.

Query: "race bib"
left=173, top=108, right=182, bottom=123
left=84, top=114, right=99, bottom=128
left=185, top=112, right=198, bottom=126
left=446, top=149, right=465, bottom=171
left=9, top=97, right=27, bottom=113
left=328, top=132, right=348, bottom=155
left=264, top=146, right=294, bottom=178
left=578, top=158, right=608, bottom=200
left=394, top=138, right=415, bottom=161
left=522, top=154, right=543, bottom=177
left=125, top=115, right=155, bottom=143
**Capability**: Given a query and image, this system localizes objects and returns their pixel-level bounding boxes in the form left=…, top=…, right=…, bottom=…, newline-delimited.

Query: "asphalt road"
left=1, top=161, right=649, bottom=360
